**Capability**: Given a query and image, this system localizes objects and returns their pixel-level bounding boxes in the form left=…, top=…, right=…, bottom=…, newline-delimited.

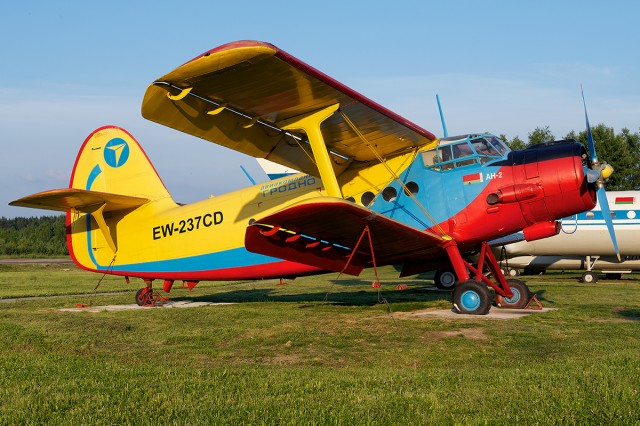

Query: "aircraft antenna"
left=436, top=94, right=448, bottom=138
left=240, top=165, right=256, bottom=185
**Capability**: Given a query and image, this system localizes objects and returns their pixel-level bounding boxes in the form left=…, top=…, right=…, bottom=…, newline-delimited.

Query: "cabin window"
left=361, top=191, right=375, bottom=206
left=421, top=149, right=437, bottom=167
left=382, top=187, right=397, bottom=202
left=404, top=181, right=419, bottom=195
left=438, top=146, right=454, bottom=170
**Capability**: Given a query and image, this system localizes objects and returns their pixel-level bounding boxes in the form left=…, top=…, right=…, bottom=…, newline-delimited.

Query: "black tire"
left=495, top=279, right=531, bottom=309
left=434, top=268, right=457, bottom=290
left=581, top=271, right=598, bottom=283
left=452, top=280, right=491, bottom=315
left=605, top=273, right=622, bottom=280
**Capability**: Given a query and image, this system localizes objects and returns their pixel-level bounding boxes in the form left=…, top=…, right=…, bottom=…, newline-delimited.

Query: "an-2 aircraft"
left=10, top=40, right=616, bottom=315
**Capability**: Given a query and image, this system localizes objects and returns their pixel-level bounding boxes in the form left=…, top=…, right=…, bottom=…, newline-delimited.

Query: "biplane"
left=10, top=40, right=616, bottom=314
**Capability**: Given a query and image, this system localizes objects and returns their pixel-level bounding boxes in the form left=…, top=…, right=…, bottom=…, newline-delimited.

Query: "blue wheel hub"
left=460, top=290, right=481, bottom=311
left=504, top=288, right=521, bottom=304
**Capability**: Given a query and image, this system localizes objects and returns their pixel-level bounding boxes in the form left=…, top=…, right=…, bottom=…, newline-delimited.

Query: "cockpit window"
left=471, top=138, right=500, bottom=157
left=451, top=142, right=474, bottom=159
left=487, top=137, right=509, bottom=155
left=429, top=134, right=509, bottom=172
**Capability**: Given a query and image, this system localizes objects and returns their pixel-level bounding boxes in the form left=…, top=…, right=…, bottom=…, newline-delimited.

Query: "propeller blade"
left=597, top=186, right=621, bottom=261
left=581, top=87, right=598, bottom=163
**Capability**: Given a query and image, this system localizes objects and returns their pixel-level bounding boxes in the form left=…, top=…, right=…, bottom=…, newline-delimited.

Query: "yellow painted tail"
left=67, top=126, right=176, bottom=267
left=10, top=126, right=175, bottom=271
left=70, top=126, right=171, bottom=200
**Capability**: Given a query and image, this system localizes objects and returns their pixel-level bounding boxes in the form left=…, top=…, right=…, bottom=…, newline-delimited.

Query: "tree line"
left=501, top=124, right=640, bottom=190
left=0, top=215, right=68, bottom=257
left=1, top=124, right=638, bottom=257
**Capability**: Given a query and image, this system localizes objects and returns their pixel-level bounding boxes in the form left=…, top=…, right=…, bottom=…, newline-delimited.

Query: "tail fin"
left=70, top=126, right=171, bottom=200
left=256, top=158, right=300, bottom=180
left=10, top=126, right=175, bottom=269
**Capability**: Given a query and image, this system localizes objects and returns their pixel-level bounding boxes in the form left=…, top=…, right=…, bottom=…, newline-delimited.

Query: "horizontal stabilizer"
left=10, top=188, right=149, bottom=213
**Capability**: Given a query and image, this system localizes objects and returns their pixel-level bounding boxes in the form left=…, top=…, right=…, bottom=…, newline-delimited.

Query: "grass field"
left=1, top=262, right=640, bottom=425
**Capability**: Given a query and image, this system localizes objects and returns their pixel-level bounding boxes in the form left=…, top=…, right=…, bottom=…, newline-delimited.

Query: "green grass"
left=1, top=264, right=640, bottom=424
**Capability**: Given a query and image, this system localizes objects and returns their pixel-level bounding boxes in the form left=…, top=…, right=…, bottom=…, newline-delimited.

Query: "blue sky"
left=2, top=0, right=639, bottom=218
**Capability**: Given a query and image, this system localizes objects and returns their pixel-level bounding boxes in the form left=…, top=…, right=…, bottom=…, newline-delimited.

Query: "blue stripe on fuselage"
left=97, top=247, right=277, bottom=273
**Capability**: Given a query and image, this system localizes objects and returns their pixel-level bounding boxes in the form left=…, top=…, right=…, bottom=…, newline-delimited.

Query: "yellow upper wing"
left=141, top=40, right=437, bottom=178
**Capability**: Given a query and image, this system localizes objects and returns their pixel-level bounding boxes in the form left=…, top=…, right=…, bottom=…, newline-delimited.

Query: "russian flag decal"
left=615, top=196, right=634, bottom=204
left=463, top=172, right=483, bottom=185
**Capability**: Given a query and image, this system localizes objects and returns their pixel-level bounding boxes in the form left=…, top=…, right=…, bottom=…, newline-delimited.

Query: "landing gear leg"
left=444, top=240, right=530, bottom=314
left=581, top=256, right=599, bottom=283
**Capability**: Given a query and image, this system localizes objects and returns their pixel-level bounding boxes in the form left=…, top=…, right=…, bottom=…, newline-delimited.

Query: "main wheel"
left=581, top=271, right=598, bottom=283
left=135, top=288, right=152, bottom=306
left=495, top=279, right=531, bottom=309
left=434, top=268, right=457, bottom=290
left=452, top=280, right=491, bottom=315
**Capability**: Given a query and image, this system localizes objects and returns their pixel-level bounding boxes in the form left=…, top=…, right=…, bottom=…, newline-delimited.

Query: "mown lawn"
left=1, top=263, right=639, bottom=425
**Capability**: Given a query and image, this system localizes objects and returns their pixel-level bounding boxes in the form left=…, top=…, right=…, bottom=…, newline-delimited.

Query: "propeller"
left=581, top=88, right=620, bottom=261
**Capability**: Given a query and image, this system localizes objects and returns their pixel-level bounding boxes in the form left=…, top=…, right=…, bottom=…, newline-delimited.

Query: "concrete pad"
left=59, top=300, right=233, bottom=313
left=403, top=307, right=556, bottom=320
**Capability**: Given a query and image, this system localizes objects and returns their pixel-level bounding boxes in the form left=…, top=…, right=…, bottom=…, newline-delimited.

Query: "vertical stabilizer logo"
left=104, top=138, right=130, bottom=168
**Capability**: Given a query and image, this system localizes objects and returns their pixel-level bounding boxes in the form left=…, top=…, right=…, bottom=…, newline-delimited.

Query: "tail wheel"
left=434, top=268, right=456, bottom=290
left=495, top=279, right=531, bottom=309
left=452, top=280, right=491, bottom=315
left=135, top=288, right=152, bottom=306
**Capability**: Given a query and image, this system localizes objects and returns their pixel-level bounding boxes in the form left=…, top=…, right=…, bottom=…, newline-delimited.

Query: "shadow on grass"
left=170, top=284, right=451, bottom=308
left=529, top=289, right=553, bottom=304
left=613, top=308, right=640, bottom=321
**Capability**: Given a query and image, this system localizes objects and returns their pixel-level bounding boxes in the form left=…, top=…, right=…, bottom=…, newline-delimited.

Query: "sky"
left=2, top=0, right=639, bottom=218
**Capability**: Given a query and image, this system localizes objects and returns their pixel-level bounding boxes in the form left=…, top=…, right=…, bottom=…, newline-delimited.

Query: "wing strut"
left=277, top=104, right=342, bottom=198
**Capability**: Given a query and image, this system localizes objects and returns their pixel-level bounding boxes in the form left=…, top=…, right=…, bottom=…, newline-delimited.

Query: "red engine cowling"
left=488, top=140, right=596, bottom=225
left=510, top=140, right=596, bottom=225
left=451, top=140, right=596, bottom=248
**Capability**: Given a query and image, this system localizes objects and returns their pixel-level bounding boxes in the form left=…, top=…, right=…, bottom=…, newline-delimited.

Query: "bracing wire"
left=339, top=110, right=449, bottom=240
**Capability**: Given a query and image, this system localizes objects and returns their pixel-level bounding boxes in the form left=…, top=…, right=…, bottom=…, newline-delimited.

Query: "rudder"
left=71, top=126, right=172, bottom=202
